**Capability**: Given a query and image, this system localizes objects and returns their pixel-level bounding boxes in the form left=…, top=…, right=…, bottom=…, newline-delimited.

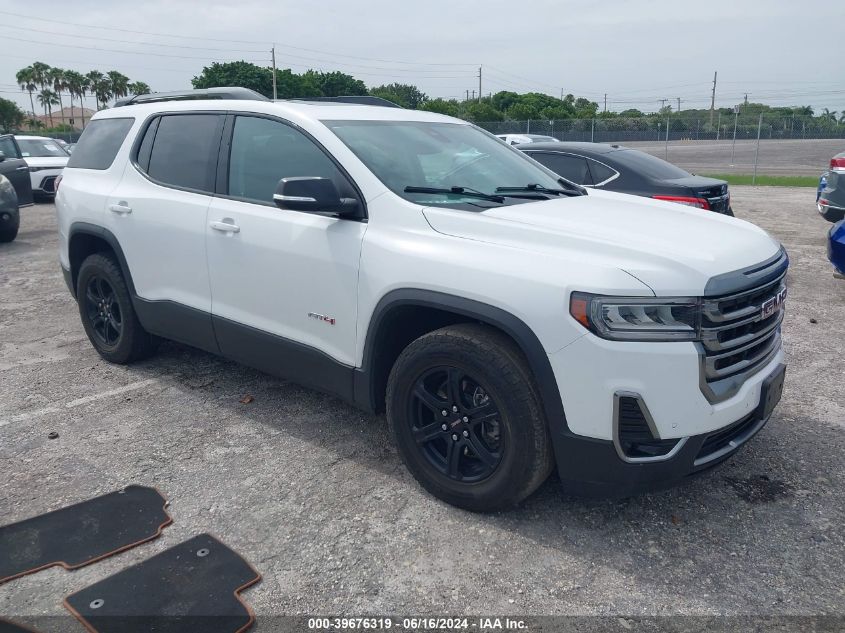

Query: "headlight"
left=569, top=292, right=700, bottom=341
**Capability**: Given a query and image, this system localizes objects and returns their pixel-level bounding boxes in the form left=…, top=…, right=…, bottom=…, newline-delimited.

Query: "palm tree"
left=37, top=89, right=59, bottom=127
left=127, top=81, right=151, bottom=96
left=107, top=71, right=130, bottom=102
left=31, top=61, right=51, bottom=92
left=16, top=66, right=37, bottom=118
left=821, top=108, right=838, bottom=123
left=64, top=70, right=85, bottom=131
left=48, top=67, right=67, bottom=127
left=85, top=71, right=105, bottom=110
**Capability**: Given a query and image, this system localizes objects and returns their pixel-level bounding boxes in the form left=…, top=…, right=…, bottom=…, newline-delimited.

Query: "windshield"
left=17, top=139, right=69, bottom=158
left=324, top=120, right=564, bottom=208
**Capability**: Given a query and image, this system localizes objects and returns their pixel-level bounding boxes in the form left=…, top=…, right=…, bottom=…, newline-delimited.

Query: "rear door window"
left=586, top=159, right=618, bottom=185
left=67, top=118, right=134, bottom=170
left=144, top=114, right=224, bottom=193
left=528, top=152, right=592, bottom=185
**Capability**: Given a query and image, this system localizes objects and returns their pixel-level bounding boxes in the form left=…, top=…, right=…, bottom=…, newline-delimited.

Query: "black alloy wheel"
left=84, top=275, right=123, bottom=348
left=409, top=366, right=504, bottom=483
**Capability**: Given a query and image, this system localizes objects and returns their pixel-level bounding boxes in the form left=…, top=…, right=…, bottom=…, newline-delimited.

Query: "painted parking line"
left=0, top=379, right=159, bottom=427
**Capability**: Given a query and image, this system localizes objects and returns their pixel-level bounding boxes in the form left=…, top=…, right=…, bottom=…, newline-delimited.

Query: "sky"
left=1, top=0, right=843, bottom=116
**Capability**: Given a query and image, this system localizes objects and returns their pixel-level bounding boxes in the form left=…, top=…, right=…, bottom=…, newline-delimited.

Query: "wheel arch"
left=67, top=222, right=136, bottom=299
left=354, top=289, right=569, bottom=436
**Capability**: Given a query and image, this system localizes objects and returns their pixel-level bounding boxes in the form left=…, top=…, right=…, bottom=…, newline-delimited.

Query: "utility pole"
left=709, top=71, right=717, bottom=126
left=604, top=93, right=607, bottom=113
left=271, top=46, right=277, bottom=100
left=677, top=97, right=681, bottom=113
left=744, top=93, right=748, bottom=106
left=659, top=98, right=668, bottom=111
left=466, top=89, right=470, bottom=102
left=478, top=66, right=482, bottom=103
left=560, top=88, right=564, bottom=101
left=471, top=90, right=476, bottom=100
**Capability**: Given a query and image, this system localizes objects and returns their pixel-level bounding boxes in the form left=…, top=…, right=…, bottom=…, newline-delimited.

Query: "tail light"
left=652, top=195, right=710, bottom=210
left=830, top=157, right=845, bottom=172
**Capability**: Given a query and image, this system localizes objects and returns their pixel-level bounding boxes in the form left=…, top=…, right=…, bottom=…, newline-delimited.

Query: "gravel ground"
left=0, top=188, right=843, bottom=629
left=623, top=138, right=843, bottom=176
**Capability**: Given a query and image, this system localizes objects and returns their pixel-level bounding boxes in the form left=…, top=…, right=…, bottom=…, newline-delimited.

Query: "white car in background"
left=496, top=133, right=559, bottom=145
left=14, top=135, right=69, bottom=198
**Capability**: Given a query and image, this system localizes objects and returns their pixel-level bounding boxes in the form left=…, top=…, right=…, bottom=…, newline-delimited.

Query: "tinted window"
left=587, top=159, right=617, bottom=185
left=614, top=149, right=690, bottom=179
left=228, top=116, right=347, bottom=205
left=16, top=138, right=68, bottom=158
left=529, top=152, right=592, bottom=185
left=67, top=118, right=134, bottom=170
left=147, top=114, right=223, bottom=192
left=0, top=137, right=20, bottom=159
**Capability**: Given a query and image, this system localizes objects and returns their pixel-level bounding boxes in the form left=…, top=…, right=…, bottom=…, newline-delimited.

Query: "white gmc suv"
left=55, top=88, right=787, bottom=511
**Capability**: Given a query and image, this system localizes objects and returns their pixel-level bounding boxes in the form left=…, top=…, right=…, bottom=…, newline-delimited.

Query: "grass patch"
left=702, top=174, right=819, bottom=187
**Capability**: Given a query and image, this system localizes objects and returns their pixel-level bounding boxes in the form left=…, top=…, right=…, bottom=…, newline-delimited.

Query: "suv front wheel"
left=387, top=323, right=554, bottom=512
left=77, top=253, right=157, bottom=364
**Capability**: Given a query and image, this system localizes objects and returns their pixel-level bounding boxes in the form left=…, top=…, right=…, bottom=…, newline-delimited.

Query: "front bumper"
left=29, top=169, right=63, bottom=195
left=551, top=362, right=784, bottom=497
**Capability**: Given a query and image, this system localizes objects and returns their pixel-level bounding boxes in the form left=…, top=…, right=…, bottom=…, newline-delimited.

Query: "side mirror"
left=273, top=177, right=361, bottom=218
left=0, top=151, right=6, bottom=162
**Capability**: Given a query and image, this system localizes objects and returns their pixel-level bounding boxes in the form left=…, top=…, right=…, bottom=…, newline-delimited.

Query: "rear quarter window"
left=67, top=118, right=135, bottom=170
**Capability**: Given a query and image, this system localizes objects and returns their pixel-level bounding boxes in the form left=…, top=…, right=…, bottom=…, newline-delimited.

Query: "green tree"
left=127, top=81, right=151, bottom=96
left=107, top=71, right=130, bottom=101
left=48, top=67, right=67, bottom=126
left=15, top=66, right=37, bottom=118
left=37, top=88, right=59, bottom=126
left=0, top=98, right=25, bottom=133
left=302, top=70, right=367, bottom=97
left=192, top=61, right=273, bottom=97
left=420, top=98, right=463, bottom=117
left=369, top=83, right=427, bottom=109
left=64, top=70, right=86, bottom=129
left=465, top=101, right=503, bottom=122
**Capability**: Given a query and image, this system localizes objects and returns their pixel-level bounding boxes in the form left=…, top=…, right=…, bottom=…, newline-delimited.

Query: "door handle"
left=108, top=202, right=132, bottom=215
left=15, top=165, right=28, bottom=171
left=210, top=219, right=240, bottom=233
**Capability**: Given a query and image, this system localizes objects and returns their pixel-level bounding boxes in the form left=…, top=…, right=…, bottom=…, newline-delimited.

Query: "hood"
left=24, top=156, right=68, bottom=168
left=422, top=188, right=782, bottom=296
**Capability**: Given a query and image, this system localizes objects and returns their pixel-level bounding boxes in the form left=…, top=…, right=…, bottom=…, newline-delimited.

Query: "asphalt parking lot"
left=1, top=187, right=843, bottom=627
left=625, top=138, right=843, bottom=176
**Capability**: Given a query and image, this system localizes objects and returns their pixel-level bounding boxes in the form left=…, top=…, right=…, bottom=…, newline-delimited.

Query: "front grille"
left=694, top=411, right=764, bottom=466
left=700, top=270, right=786, bottom=383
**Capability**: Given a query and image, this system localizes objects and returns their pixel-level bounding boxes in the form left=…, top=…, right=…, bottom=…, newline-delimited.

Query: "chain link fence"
left=476, top=116, right=845, bottom=143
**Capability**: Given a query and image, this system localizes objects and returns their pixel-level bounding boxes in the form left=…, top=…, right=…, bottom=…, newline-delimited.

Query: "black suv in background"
left=0, top=135, right=35, bottom=242
left=519, top=142, right=733, bottom=215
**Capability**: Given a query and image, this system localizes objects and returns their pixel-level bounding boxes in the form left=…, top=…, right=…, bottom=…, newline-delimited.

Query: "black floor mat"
left=0, top=619, right=41, bottom=633
left=64, top=533, right=261, bottom=633
left=0, top=485, right=171, bottom=584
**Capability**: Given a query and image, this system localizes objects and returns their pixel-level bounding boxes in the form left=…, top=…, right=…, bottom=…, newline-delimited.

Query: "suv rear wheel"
left=387, top=323, right=554, bottom=512
left=77, top=253, right=157, bottom=363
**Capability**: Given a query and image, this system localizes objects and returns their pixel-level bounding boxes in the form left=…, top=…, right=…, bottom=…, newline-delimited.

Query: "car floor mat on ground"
left=0, top=485, right=171, bottom=585
left=64, top=533, right=261, bottom=633
left=0, top=619, right=42, bottom=633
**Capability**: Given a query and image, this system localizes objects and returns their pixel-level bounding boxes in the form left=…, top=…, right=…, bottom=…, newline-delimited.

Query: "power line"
left=0, top=9, right=477, bottom=67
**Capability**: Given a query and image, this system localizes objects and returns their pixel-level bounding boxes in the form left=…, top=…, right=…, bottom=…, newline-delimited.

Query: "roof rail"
left=289, top=96, right=402, bottom=108
left=114, top=87, right=270, bottom=107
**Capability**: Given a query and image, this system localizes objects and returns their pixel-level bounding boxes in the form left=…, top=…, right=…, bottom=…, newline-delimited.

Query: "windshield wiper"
left=404, top=186, right=505, bottom=203
left=496, top=182, right=585, bottom=197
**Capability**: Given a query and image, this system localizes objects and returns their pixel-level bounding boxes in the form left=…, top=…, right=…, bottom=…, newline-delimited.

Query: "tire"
left=387, top=323, right=554, bottom=512
left=0, top=223, right=18, bottom=243
left=76, top=253, right=157, bottom=364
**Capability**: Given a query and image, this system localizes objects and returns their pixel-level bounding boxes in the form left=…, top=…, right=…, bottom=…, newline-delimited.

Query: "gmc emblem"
left=761, top=287, right=787, bottom=320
